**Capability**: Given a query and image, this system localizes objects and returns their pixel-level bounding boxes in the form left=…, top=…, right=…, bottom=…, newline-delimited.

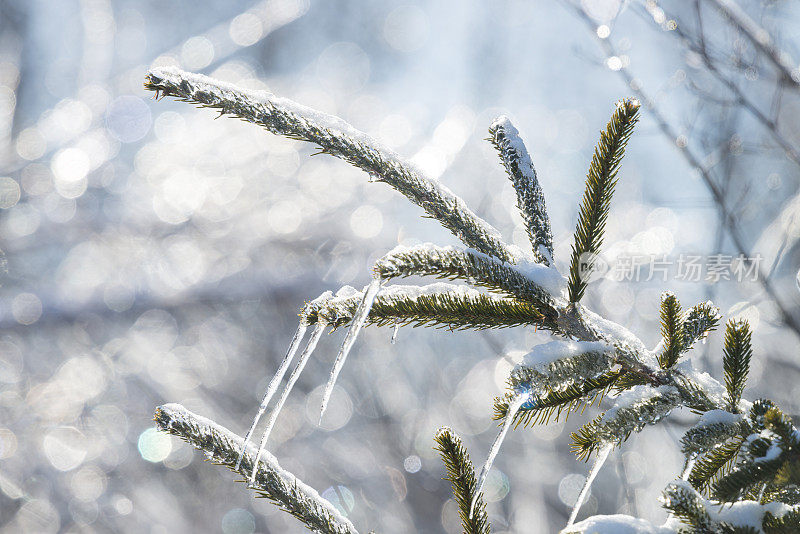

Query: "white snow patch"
left=696, top=409, right=743, bottom=427
left=521, top=340, right=612, bottom=370
left=564, top=514, right=673, bottom=533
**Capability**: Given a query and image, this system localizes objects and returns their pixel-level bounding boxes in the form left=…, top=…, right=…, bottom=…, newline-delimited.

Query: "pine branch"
left=373, top=244, right=561, bottom=327
left=680, top=301, right=721, bottom=352
left=504, top=340, right=615, bottom=397
left=433, top=428, right=491, bottom=534
left=144, top=67, right=513, bottom=263
left=661, top=481, right=714, bottom=532
left=303, top=283, right=548, bottom=331
left=681, top=412, right=747, bottom=456
left=763, top=507, right=800, bottom=533
left=723, top=320, right=753, bottom=411
left=153, top=404, right=358, bottom=534
left=567, top=99, right=640, bottom=303
left=658, top=292, right=684, bottom=369
left=571, top=384, right=681, bottom=460
left=493, top=370, right=622, bottom=428
left=488, top=116, right=553, bottom=263
left=688, top=437, right=745, bottom=493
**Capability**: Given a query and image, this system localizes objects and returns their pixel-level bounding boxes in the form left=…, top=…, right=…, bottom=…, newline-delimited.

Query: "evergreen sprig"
left=434, top=428, right=491, bottom=534
left=658, top=292, right=684, bottom=368
left=680, top=301, right=721, bottom=352
left=567, top=99, right=640, bottom=303
left=571, top=384, right=681, bottom=460
left=303, top=284, right=549, bottom=331
left=493, top=370, right=622, bottom=428
left=488, top=116, right=553, bottom=264
left=154, top=404, right=358, bottom=534
left=723, top=320, right=753, bottom=411
left=144, top=68, right=513, bottom=263
left=688, top=437, right=745, bottom=492
left=373, top=244, right=560, bottom=327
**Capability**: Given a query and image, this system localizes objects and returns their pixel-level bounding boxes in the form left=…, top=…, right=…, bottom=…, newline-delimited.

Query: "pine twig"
left=153, top=404, right=358, bottom=534
left=488, top=116, right=554, bottom=264
left=304, top=283, right=550, bottom=331
left=658, top=292, right=684, bottom=369
left=723, top=320, right=753, bottom=411
left=144, top=67, right=514, bottom=263
left=567, top=99, right=640, bottom=303
left=373, top=244, right=561, bottom=325
left=434, top=427, right=491, bottom=534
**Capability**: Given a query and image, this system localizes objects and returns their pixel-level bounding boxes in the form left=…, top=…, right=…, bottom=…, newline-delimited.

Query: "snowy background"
left=2, top=0, right=800, bottom=532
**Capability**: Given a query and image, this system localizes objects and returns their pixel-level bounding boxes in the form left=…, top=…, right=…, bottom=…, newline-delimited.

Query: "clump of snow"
left=563, top=514, right=673, bottom=534
left=602, top=385, right=678, bottom=423
left=521, top=340, right=612, bottom=370
left=696, top=409, right=743, bottom=427
left=581, top=306, right=651, bottom=359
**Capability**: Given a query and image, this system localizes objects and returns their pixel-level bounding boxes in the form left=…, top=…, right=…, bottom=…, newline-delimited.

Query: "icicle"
left=567, top=443, right=613, bottom=526
left=470, top=392, right=529, bottom=517
left=319, top=279, right=381, bottom=422
left=390, top=324, right=400, bottom=344
left=236, top=324, right=308, bottom=470
left=680, top=453, right=696, bottom=481
left=249, top=322, right=327, bottom=485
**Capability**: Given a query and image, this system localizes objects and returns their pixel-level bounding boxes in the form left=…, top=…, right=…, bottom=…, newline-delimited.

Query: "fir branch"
left=660, top=481, right=754, bottom=533
left=153, top=404, right=358, bottom=534
left=688, top=437, right=746, bottom=493
left=488, top=116, right=553, bottom=263
left=504, top=341, right=616, bottom=396
left=304, top=283, right=548, bottom=331
left=681, top=414, right=747, bottom=456
left=723, top=320, right=753, bottom=411
left=680, top=301, right=721, bottom=352
left=144, top=67, right=513, bottom=263
left=763, top=507, right=800, bottom=533
left=493, top=370, right=622, bottom=428
left=567, top=99, right=640, bottom=303
left=373, top=244, right=561, bottom=326
left=570, top=384, right=681, bottom=460
left=661, top=481, right=714, bottom=532
left=434, top=428, right=491, bottom=534
left=658, top=292, right=684, bottom=369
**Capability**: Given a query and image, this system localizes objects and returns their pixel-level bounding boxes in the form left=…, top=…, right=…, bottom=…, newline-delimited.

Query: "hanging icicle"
left=236, top=323, right=308, bottom=470
left=319, top=279, right=382, bottom=422
left=567, top=443, right=613, bottom=526
left=470, top=392, right=530, bottom=517
left=250, top=322, right=327, bottom=484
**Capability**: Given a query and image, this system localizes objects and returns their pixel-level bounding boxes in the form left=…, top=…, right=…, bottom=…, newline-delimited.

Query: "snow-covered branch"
left=144, top=67, right=514, bottom=263
left=154, top=403, right=358, bottom=534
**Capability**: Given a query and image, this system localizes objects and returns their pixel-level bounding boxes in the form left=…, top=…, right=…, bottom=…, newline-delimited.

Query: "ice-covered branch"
left=488, top=116, right=554, bottom=264
left=374, top=244, right=563, bottom=325
left=144, top=67, right=514, bottom=263
left=153, top=404, right=358, bottom=534
left=305, top=282, right=550, bottom=331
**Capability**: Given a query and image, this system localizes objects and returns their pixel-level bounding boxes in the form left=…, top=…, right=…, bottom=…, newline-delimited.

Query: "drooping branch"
left=154, top=404, right=358, bottom=534
left=144, top=67, right=514, bottom=263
